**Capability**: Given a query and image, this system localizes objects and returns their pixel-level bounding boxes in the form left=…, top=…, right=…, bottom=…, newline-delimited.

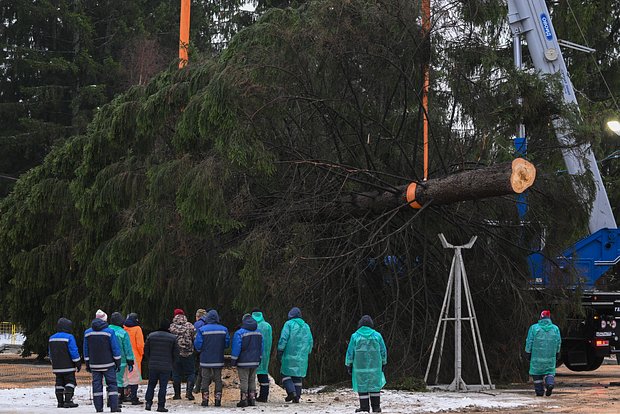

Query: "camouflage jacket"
left=169, top=314, right=196, bottom=357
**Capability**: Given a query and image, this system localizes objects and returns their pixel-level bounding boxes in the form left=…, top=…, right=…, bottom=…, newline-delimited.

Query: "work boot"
left=55, top=390, right=64, bottom=408
left=214, top=392, right=222, bottom=407
left=186, top=382, right=195, bottom=400
left=247, top=391, right=256, bottom=406
left=173, top=382, right=181, bottom=400
left=200, top=392, right=209, bottom=407
left=118, top=387, right=125, bottom=404
left=156, top=406, right=168, bottom=413
left=237, top=392, right=248, bottom=408
left=130, top=385, right=143, bottom=405
left=145, top=401, right=152, bottom=411
left=285, top=391, right=295, bottom=402
left=63, top=391, right=79, bottom=408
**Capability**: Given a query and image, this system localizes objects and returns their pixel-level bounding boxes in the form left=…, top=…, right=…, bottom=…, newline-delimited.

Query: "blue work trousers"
left=145, top=369, right=170, bottom=409
left=92, top=367, right=118, bottom=412
left=532, top=374, right=554, bottom=396
left=282, top=375, right=302, bottom=398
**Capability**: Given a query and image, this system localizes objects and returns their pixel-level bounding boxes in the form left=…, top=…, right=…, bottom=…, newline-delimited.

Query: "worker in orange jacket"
left=123, top=313, right=145, bottom=405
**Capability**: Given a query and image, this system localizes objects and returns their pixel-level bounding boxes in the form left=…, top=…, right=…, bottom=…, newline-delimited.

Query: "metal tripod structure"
left=424, top=234, right=494, bottom=391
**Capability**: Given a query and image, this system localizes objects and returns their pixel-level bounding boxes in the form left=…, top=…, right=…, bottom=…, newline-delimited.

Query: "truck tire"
left=563, top=349, right=604, bottom=371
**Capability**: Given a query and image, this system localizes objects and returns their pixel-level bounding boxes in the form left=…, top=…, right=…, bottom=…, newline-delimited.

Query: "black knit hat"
left=358, top=315, right=374, bottom=328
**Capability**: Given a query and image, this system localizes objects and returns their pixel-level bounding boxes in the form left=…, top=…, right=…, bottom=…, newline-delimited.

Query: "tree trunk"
left=329, top=158, right=536, bottom=215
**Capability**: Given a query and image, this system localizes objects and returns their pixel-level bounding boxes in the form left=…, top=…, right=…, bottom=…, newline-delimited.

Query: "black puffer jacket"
left=145, top=324, right=179, bottom=372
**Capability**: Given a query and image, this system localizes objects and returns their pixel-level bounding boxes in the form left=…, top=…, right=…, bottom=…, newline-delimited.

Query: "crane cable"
left=565, top=0, right=620, bottom=113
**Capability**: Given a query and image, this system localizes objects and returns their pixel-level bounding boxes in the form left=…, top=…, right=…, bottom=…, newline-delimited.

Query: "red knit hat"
left=540, top=310, right=551, bottom=319
left=174, top=308, right=185, bottom=317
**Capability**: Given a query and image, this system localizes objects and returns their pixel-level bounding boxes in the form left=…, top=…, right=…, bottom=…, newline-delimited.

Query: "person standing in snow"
left=194, top=309, right=230, bottom=407
left=192, top=308, right=208, bottom=394
left=144, top=320, right=179, bottom=412
left=231, top=313, right=263, bottom=407
left=84, top=310, right=122, bottom=413
left=525, top=310, right=562, bottom=397
left=49, top=317, right=82, bottom=408
left=252, top=308, right=273, bottom=403
left=345, top=315, right=387, bottom=413
left=108, top=312, right=135, bottom=406
left=277, top=307, right=313, bottom=403
left=123, top=313, right=144, bottom=405
left=169, top=308, right=196, bottom=401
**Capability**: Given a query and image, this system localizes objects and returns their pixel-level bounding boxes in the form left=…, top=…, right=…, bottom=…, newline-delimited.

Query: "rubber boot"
left=237, top=392, right=248, bottom=407
left=370, top=394, right=381, bottom=413
left=64, top=388, right=79, bottom=408
left=200, top=392, right=209, bottom=407
left=356, top=394, right=370, bottom=412
left=55, top=389, right=64, bottom=408
left=173, top=382, right=181, bottom=400
left=256, top=383, right=269, bottom=402
left=186, top=382, right=195, bottom=400
left=294, top=383, right=302, bottom=403
left=214, top=392, right=222, bottom=407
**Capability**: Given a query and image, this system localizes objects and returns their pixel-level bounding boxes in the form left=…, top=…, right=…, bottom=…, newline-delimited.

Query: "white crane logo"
left=539, top=14, right=553, bottom=40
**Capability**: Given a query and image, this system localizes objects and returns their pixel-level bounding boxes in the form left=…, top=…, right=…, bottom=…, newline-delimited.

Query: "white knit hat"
left=95, top=309, right=108, bottom=322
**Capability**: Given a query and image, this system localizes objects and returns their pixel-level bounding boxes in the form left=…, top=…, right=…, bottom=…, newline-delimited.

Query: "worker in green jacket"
left=277, top=307, right=313, bottom=403
left=109, top=312, right=135, bottom=405
left=525, top=310, right=561, bottom=396
left=252, top=308, right=273, bottom=402
left=345, top=315, right=387, bottom=413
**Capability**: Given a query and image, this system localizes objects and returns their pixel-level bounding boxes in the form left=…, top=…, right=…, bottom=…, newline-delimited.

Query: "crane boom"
left=507, top=0, right=617, bottom=233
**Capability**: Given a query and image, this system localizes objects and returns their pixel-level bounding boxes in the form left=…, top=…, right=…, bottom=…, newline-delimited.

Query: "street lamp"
left=607, top=120, right=620, bottom=136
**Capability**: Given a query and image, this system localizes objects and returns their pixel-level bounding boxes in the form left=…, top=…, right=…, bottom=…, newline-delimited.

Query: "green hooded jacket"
left=525, top=318, right=561, bottom=376
left=345, top=326, right=387, bottom=393
left=252, top=312, right=273, bottom=375
left=278, top=317, right=313, bottom=377
left=109, top=323, right=135, bottom=387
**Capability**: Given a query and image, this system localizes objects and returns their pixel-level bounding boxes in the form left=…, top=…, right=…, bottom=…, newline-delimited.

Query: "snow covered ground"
left=0, top=385, right=538, bottom=413
left=0, top=333, right=25, bottom=346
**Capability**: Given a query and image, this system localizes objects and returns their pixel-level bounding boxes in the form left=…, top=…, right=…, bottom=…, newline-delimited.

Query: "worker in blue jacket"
left=84, top=311, right=122, bottom=413
left=49, top=317, right=82, bottom=408
left=231, top=313, right=263, bottom=407
left=194, top=309, right=229, bottom=407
